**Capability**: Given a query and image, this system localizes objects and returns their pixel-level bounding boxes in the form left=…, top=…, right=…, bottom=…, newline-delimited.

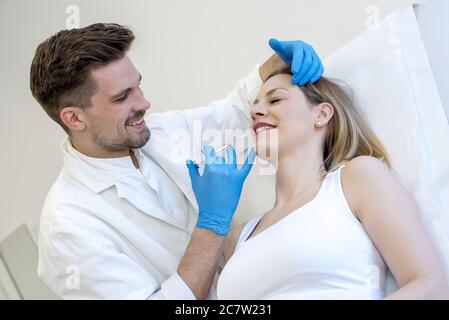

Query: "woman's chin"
left=255, top=143, right=277, bottom=163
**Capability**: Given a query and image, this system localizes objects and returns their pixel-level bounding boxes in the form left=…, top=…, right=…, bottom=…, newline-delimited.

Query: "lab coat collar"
left=61, top=138, right=191, bottom=231
left=141, top=125, right=198, bottom=211
left=61, top=138, right=157, bottom=194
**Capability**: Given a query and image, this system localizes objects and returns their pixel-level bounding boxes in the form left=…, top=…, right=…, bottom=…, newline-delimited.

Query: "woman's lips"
left=253, top=122, right=277, bottom=135
left=255, top=126, right=276, bottom=135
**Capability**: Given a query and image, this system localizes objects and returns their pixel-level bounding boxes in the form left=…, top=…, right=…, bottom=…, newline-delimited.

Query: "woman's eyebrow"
left=254, top=87, right=289, bottom=105
left=266, top=87, right=289, bottom=96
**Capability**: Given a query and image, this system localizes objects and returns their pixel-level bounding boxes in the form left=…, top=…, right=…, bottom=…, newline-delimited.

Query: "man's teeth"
left=127, top=118, right=144, bottom=126
left=255, top=126, right=275, bottom=134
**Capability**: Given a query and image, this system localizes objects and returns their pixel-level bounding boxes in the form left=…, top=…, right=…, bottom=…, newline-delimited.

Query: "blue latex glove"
left=268, top=38, right=324, bottom=86
left=186, top=145, right=256, bottom=236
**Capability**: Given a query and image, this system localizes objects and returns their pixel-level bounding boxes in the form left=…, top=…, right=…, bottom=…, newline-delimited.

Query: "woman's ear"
left=60, top=106, right=87, bottom=132
left=314, top=102, right=334, bottom=128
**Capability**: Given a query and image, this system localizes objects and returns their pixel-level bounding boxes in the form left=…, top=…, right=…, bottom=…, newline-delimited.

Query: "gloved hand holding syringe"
left=186, top=133, right=256, bottom=236
left=197, top=133, right=253, bottom=166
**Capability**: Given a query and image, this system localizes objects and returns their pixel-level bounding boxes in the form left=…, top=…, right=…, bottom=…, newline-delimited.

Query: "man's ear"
left=60, top=106, right=87, bottom=132
left=314, top=102, right=334, bottom=128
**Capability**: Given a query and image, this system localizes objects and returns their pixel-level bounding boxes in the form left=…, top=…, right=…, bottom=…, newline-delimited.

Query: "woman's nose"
left=250, top=102, right=268, bottom=119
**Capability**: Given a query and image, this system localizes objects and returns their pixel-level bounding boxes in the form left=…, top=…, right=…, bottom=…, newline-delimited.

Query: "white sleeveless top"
left=217, top=165, right=387, bottom=300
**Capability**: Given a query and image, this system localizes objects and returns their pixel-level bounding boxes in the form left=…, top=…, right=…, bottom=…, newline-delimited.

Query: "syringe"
left=199, top=133, right=252, bottom=165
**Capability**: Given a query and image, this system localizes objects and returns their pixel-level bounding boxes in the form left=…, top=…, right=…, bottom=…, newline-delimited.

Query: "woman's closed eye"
left=270, top=98, right=283, bottom=104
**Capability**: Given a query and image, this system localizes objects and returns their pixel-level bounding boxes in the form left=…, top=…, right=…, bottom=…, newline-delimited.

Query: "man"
left=30, top=23, right=323, bottom=299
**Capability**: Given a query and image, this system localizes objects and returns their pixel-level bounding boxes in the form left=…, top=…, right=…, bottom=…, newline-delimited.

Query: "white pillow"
left=324, top=6, right=449, bottom=289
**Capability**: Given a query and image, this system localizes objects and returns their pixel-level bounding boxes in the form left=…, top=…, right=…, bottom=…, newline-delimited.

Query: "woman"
left=215, top=67, right=449, bottom=299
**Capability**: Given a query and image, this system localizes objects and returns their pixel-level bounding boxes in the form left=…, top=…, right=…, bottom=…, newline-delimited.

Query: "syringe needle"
left=198, top=134, right=249, bottom=165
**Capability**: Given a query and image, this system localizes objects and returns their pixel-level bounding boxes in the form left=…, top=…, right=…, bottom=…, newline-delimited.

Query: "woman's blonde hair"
left=266, top=67, right=391, bottom=173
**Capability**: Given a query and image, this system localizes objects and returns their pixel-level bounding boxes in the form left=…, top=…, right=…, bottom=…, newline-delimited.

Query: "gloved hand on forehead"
left=186, top=145, right=256, bottom=236
left=269, top=38, right=324, bottom=87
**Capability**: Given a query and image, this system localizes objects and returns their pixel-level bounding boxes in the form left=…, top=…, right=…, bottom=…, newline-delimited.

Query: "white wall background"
left=0, top=0, right=424, bottom=242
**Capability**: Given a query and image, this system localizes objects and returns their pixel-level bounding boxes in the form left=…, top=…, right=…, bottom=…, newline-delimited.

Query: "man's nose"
left=134, top=95, right=151, bottom=112
left=142, top=98, right=151, bottom=111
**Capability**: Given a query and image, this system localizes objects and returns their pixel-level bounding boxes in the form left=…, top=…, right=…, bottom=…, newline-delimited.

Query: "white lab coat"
left=37, top=65, right=262, bottom=299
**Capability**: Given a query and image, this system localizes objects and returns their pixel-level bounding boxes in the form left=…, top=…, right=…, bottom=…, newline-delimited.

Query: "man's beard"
left=91, top=119, right=151, bottom=153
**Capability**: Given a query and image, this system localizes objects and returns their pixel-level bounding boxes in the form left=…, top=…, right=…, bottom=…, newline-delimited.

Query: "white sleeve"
left=225, top=63, right=263, bottom=114
left=38, top=220, right=196, bottom=300
left=143, top=64, right=262, bottom=161
left=178, top=64, right=262, bottom=134
left=148, top=272, right=196, bottom=300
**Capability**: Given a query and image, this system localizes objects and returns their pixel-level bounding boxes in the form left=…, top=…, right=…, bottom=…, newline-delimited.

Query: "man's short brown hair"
left=30, top=23, right=135, bottom=132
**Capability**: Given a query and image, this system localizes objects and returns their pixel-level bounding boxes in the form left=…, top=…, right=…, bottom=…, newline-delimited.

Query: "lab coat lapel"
left=114, top=182, right=191, bottom=232
left=142, top=127, right=199, bottom=211
left=148, top=152, right=198, bottom=210
left=89, top=192, right=180, bottom=276
left=62, top=137, right=192, bottom=232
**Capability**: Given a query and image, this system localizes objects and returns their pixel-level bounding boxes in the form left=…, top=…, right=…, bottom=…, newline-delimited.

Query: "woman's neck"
left=274, top=143, right=325, bottom=208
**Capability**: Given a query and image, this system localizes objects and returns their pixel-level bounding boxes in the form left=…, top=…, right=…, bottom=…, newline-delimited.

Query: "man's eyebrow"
left=254, top=87, right=289, bottom=105
left=110, top=74, right=142, bottom=102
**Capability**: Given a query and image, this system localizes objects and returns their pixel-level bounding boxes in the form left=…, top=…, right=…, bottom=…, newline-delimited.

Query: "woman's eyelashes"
left=270, top=97, right=283, bottom=104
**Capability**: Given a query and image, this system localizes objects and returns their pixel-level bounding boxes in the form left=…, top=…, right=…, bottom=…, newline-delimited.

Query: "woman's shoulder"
left=340, top=156, right=393, bottom=220
left=342, top=155, right=389, bottom=173
left=340, top=156, right=391, bottom=186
